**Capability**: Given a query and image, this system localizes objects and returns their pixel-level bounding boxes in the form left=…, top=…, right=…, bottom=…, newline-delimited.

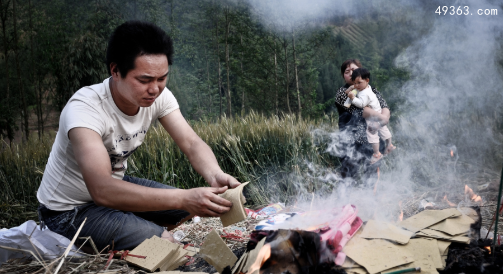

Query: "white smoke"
left=246, top=0, right=503, bottom=224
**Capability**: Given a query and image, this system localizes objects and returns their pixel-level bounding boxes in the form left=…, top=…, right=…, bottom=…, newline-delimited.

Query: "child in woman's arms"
left=345, top=68, right=395, bottom=164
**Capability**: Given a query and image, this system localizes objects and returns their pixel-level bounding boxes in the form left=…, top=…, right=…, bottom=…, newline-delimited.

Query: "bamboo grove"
left=0, top=0, right=416, bottom=143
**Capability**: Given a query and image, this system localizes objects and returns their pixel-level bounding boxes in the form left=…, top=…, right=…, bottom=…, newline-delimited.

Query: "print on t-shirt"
left=108, top=127, right=148, bottom=172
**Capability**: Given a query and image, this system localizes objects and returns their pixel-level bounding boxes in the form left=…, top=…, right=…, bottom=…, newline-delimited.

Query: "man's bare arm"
left=159, top=109, right=241, bottom=189
left=69, top=127, right=232, bottom=216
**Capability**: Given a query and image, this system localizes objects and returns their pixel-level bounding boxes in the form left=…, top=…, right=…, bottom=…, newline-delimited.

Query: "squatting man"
left=37, top=21, right=241, bottom=251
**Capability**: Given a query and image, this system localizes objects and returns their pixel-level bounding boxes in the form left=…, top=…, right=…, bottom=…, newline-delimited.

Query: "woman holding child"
left=334, top=59, right=394, bottom=179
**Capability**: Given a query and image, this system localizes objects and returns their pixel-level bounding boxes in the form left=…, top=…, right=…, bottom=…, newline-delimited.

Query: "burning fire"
left=398, top=201, right=403, bottom=222
left=248, top=244, right=271, bottom=273
left=450, top=150, right=454, bottom=157
left=443, top=195, right=456, bottom=207
left=484, top=246, right=491, bottom=254
left=465, top=185, right=483, bottom=205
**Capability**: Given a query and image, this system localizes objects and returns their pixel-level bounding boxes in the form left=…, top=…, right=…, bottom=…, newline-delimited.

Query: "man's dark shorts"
left=38, top=176, right=190, bottom=251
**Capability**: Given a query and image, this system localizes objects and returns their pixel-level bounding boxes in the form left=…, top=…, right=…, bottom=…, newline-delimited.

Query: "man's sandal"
left=384, top=144, right=396, bottom=155
left=370, top=152, right=382, bottom=164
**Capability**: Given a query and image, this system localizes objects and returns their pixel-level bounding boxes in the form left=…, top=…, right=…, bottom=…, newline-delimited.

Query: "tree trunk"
left=274, top=38, right=278, bottom=116
left=215, top=15, right=222, bottom=117
left=12, top=0, right=28, bottom=140
left=292, top=30, right=301, bottom=118
left=240, top=34, right=245, bottom=116
left=29, top=0, right=43, bottom=139
left=205, top=46, right=212, bottom=115
left=224, top=8, right=231, bottom=117
left=283, top=37, right=291, bottom=114
left=0, top=0, right=14, bottom=142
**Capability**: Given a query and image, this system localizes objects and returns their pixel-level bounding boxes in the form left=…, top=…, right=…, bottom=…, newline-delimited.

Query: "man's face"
left=353, top=76, right=369, bottom=91
left=112, top=54, right=169, bottom=114
left=343, top=63, right=359, bottom=84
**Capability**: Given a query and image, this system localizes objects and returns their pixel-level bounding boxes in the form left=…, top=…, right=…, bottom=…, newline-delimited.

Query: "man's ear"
left=110, top=63, right=120, bottom=78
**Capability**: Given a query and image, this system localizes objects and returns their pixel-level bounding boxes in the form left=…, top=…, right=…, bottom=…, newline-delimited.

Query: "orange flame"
left=484, top=246, right=491, bottom=254
left=450, top=150, right=454, bottom=157
left=248, top=244, right=271, bottom=273
left=443, top=195, right=456, bottom=207
left=465, top=185, right=483, bottom=204
left=398, top=201, right=404, bottom=222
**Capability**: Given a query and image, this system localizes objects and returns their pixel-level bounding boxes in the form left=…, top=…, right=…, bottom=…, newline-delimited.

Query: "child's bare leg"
left=370, top=142, right=382, bottom=164
left=372, top=143, right=380, bottom=155
left=384, top=138, right=396, bottom=155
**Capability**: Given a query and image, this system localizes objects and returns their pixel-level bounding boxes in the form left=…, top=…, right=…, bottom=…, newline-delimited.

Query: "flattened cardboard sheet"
left=184, top=245, right=199, bottom=257
left=441, top=254, right=448, bottom=269
left=360, top=220, right=413, bottom=244
left=437, top=240, right=451, bottom=255
left=399, top=208, right=461, bottom=232
left=219, top=182, right=249, bottom=227
left=200, top=229, right=238, bottom=273
left=437, top=240, right=451, bottom=269
left=382, top=238, right=440, bottom=274
left=160, top=246, right=189, bottom=271
left=346, top=267, right=368, bottom=274
left=343, top=236, right=413, bottom=274
left=126, top=236, right=175, bottom=271
left=241, top=237, right=267, bottom=274
left=126, top=236, right=193, bottom=272
left=429, top=214, right=475, bottom=236
left=166, top=256, right=188, bottom=271
left=458, top=207, right=479, bottom=222
left=231, top=252, right=248, bottom=274
left=416, top=228, right=470, bottom=244
left=341, top=257, right=362, bottom=269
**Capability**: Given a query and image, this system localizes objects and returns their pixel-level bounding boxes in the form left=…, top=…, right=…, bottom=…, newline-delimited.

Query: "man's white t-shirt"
left=37, top=78, right=179, bottom=211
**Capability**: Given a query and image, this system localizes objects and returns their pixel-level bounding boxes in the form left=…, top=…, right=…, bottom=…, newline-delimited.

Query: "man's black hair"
left=106, top=21, right=173, bottom=77
left=351, top=67, right=370, bottom=81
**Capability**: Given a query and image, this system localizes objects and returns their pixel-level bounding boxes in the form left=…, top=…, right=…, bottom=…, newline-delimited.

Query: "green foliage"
left=0, top=132, right=54, bottom=227
left=56, top=31, right=109, bottom=106
left=127, top=112, right=338, bottom=205
left=0, top=113, right=339, bottom=227
left=0, top=0, right=422, bottom=140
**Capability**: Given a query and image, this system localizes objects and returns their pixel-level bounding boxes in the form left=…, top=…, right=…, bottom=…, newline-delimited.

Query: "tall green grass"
left=0, top=112, right=339, bottom=227
left=0, top=132, right=55, bottom=227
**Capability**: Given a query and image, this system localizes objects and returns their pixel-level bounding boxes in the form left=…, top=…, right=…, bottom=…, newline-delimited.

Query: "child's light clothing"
left=367, top=122, right=392, bottom=144
left=350, top=85, right=392, bottom=144
left=351, top=85, right=381, bottom=112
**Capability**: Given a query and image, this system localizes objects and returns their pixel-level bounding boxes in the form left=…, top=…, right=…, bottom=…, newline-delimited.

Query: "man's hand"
left=180, top=186, right=233, bottom=217
left=159, top=111, right=242, bottom=189
left=208, top=172, right=241, bottom=189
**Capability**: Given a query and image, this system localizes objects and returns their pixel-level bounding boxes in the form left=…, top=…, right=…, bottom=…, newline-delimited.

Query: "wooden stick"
left=26, top=225, right=49, bottom=270
left=0, top=244, right=46, bottom=266
left=485, top=203, right=503, bottom=239
left=54, top=217, right=87, bottom=274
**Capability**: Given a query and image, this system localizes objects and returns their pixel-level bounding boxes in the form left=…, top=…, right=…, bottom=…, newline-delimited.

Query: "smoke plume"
left=248, top=0, right=503, bottom=224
